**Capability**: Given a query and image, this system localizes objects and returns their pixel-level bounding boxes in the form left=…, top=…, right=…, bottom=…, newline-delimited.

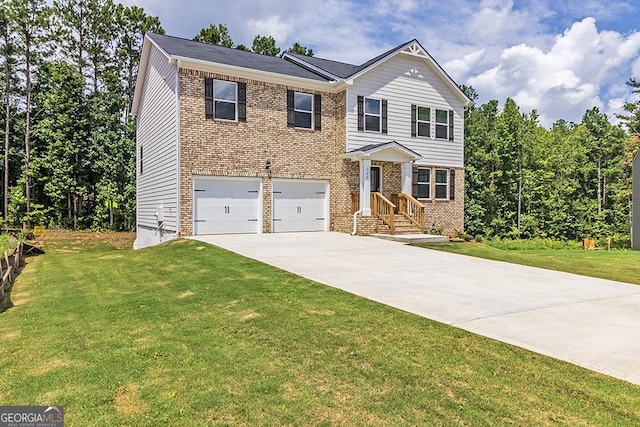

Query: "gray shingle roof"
left=347, top=141, right=421, bottom=158
left=286, top=40, right=416, bottom=79
left=285, top=53, right=359, bottom=78
left=147, top=33, right=331, bottom=82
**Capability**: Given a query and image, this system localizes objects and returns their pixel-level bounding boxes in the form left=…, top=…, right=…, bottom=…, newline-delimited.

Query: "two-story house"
left=131, top=33, right=472, bottom=249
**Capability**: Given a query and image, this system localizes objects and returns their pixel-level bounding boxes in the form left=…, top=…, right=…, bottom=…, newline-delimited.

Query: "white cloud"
left=109, top=0, right=640, bottom=126
left=466, top=17, right=640, bottom=126
left=444, top=49, right=486, bottom=81
left=247, top=16, right=293, bottom=44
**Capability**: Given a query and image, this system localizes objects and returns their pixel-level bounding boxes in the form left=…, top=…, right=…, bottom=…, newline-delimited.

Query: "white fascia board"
left=174, top=57, right=349, bottom=93
left=281, top=53, right=343, bottom=81
left=131, top=36, right=173, bottom=115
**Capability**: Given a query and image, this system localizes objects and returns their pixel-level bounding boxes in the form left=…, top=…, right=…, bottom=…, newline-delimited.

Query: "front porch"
left=350, top=191, right=426, bottom=235
left=343, top=141, right=427, bottom=236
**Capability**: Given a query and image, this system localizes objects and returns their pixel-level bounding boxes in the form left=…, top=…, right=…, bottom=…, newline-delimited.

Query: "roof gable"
left=285, top=40, right=473, bottom=107
left=342, top=141, right=421, bottom=162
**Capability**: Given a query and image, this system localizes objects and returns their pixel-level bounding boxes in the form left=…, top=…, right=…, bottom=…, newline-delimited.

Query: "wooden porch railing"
left=398, top=192, right=426, bottom=230
left=372, top=192, right=396, bottom=234
left=350, top=192, right=398, bottom=234
left=351, top=192, right=360, bottom=214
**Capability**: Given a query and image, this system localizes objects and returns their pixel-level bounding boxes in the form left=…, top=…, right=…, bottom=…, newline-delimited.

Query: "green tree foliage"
left=464, top=89, right=631, bottom=244
left=0, top=0, right=162, bottom=230
left=6, top=0, right=54, bottom=223
left=193, top=23, right=233, bottom=47
left=286, top=42, right=313, bottom=56
left=251, top=35, right=280, bottom=56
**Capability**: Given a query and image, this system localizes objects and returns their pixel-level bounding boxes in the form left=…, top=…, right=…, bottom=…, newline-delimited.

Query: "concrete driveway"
left=191, top=232, right=640, bottom=385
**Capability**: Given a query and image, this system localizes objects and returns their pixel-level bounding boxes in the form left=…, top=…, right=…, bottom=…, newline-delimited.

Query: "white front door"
left=272, top=179, right=328, bottom=232
left=193, top=177, right=261, bottom=235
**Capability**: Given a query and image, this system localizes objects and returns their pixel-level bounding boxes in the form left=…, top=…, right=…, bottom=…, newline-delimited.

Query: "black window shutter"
left=411, top=104, right=417, bottom=137
left=412, top=166, right=419, bottom=198
left=238, top=82, right=247, bottom=122
left=205, top=78, right=214, bottom=119
left=314, top=94, right=321, bottom=131
left=449, top=110, right=454, bottom=141
left=357, top=96, right=364, bottom=131
left=449, top=169, right=456, bottom=200
left=381, top=99, right=388, bottom=134
left=287, top=90, right=295, bottom=127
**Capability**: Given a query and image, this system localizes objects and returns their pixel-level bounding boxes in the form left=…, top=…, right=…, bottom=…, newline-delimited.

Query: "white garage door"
left=193, top=177, right=261, bottom=235
left=272, top=179, right=328, bottom=232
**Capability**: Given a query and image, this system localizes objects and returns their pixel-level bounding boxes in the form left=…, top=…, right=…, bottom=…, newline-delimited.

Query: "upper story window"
left=287, top=90, right=321, bottom=130
left=214, top=81, right=237, bottom=120
left=365, top=97, right=381, bottom=132
left=417, top=106, right=431, bottom=137
left=435, top=109, right=449, bottom=139
left=357, top=96, right=388, bottom=134
left=294, top=92, right=313, bottom=129
left=205, top=78, right=247, bottom=122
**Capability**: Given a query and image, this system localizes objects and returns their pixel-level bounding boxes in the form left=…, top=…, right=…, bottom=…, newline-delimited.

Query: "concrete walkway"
left=191, top=232, right=640, bottom=385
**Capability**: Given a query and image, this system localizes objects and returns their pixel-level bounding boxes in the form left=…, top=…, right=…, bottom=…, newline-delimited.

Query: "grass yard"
left=1, top=232, right=639, bottom=426
left=415, top=241, right=640, bottom=285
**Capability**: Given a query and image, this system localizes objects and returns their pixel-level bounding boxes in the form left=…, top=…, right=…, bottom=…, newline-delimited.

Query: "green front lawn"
left=416, top=241, right=640, bottom=285
left=1, top=233, right=639, bottom=426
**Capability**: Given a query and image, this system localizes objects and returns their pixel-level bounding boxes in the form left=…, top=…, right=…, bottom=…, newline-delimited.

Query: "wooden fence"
left=0, top=243, right=24, bottom=303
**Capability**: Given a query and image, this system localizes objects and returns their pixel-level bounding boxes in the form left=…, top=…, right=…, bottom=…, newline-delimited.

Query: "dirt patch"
left=239, top=310, right=260, bottom=321
left=177, top=291, right=195, bottom=299
left=43, top=231, right=136, bottom=249
left=114, top=383, right=149, bottom=415
left=307, top=309, right=335, bottom=316
left=29, top=359, right=73, bottom=376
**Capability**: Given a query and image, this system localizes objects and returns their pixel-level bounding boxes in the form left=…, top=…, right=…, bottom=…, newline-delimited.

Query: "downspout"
left=351, top=209, right=362, bottom=235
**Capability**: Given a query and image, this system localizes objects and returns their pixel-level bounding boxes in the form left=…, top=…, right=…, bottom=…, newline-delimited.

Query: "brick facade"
left=177, top=70, right=464, bottom=238
left=178, top=70, right=352, bottom=236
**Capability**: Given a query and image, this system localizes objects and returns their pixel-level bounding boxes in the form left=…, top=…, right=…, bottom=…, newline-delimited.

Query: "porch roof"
left=342, top=141, right=421, bottom=163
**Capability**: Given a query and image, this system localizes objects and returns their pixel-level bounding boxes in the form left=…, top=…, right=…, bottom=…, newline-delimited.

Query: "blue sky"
left=125, top=0, right=640, bottom=127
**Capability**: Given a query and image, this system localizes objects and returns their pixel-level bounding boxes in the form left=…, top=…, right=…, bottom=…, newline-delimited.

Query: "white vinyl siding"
left=346, top=54, right=464, bottom=168
left=136, top=44, right=179, bottom=231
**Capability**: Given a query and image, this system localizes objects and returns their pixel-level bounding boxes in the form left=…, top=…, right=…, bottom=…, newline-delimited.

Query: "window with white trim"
left=435, top=169, right=448, bottom=199
left=435, top=109, right=448, bottom=139
left=417, top=106, right=431, bottom=137
left=294, top=92, right=313, bottom=129
left=214, top=80, right=237, bottom=120
left=417, top=168, right=430, bottom=199
left=364, top=97, right=381, bottom=132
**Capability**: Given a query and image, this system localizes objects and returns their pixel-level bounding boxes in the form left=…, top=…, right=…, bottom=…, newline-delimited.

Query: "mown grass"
left=416, top=241, right=640, bottom=285
left=1, top=232, right=639, bottom=426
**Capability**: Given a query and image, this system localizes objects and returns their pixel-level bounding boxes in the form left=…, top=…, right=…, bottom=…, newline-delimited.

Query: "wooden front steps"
left=376, top=214, right=423, bottom=235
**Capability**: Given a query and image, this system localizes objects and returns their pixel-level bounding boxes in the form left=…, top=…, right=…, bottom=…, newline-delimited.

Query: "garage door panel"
left=272, top=180, right=327, bottom=233
left=193, top=177, right=261, bottom=235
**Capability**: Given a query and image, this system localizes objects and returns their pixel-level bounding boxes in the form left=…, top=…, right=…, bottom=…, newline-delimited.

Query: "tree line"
left=1, top=3, right=639, bottom=241
left=0, top=2, right=313, bottom=231
left=462, top=82, right=640, bottom=246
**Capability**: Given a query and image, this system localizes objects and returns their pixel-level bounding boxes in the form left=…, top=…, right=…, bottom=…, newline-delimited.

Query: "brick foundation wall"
left=178, top=70, right=351, bottom=236
left=356, top=216, right=379, bottom=236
